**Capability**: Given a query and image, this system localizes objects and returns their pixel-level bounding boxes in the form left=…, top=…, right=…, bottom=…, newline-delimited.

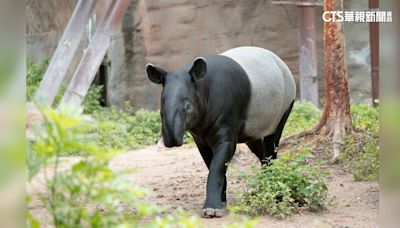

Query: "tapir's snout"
left=162, top=127, right=184, bottom=147
left=163, top=136, right=183, bottom=148
left=161, top=112, right=184, bottom=147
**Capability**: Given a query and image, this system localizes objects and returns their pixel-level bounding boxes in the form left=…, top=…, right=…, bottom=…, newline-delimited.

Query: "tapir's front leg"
left=202, top=140, right=235, bottom=218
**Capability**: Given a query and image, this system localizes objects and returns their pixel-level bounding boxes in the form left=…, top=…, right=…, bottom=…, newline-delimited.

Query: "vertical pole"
left=369, top=0, right=379, bottom=107
left=35, top=0, right=97, bottom=106
left=298, top=0, right=319, bottom=107
left=60, top=0, right=131, bottom=108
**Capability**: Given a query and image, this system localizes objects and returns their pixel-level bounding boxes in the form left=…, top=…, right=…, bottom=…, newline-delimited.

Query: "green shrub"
left=341, top=134, right=379, bottom=181
left=281, top=102, right=378, bottom=181
left=350, top=103, right=379, bottom=133
left=29, top=106, right=162, bottom=227
left=27, top=106, right=256, bottom=227
left=27, top=61, right=103, bottom=114
left=26, top=61, right=49, bottom=101
left=340, top=104, right=379, bottom=181
left=130, top=108, right=193, bottom=146
left=82, top=85, right=104, bottom=114
left=90, top=106, right=158, bottom=150
left=27, top=107, right=196, bottom=227
left=235, top=149, right=328, bottom=218
left=149, top=209, right=203, bottom=227
left=283, top=101, right=322, bottom=137
left=130, top=109, right=163, bottom=145
left=26, top=61, right=66, bottom=105
left=90, top=104, right=193, bottom=151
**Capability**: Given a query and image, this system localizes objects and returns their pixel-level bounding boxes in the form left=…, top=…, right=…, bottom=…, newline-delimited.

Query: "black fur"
left=189, top=55, right=251, bottom=209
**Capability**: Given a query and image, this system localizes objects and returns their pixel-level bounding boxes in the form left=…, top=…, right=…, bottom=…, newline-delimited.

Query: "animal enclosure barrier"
left=34, top=0, right=97, bottom=106
left=34, top=0, right=131, bottom=108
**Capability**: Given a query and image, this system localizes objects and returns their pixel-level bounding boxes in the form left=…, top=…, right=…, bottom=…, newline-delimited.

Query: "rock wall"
left=110, top=0, right=303, bottom=110
left=26, top=0, right=110, bottom=81
left=26, top=0, right=75, bottom=63
left=343, top=0, right=371, bottom=103
left=27, top=0, right=372, bottom=110
left=108, top=0, right=153, bottom=109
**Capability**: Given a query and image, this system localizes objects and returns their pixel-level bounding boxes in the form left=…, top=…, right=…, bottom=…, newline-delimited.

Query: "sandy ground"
left=27, top=144, right=379, bottom=227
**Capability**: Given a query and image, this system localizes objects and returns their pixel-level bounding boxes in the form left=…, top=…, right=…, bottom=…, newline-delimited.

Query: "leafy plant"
left=283, top=101, right=322, bottom=137
left=90, top=105, right=156, bottom=150
left=235, top=149, right=328, bottom=218
left=350, top=103, right=379, bottom=133
left=340, top=104, right=379, bottom=181
left=90, top=103, right=193, bottom=151
left=282, top=102, right=379, bottom=182
left=82, top=85, right=104, bottom=114
left=30, top=106, right=164, bottom=227
left=26, top=196, right=40, bottom=228
left=27, top=61, right=103, bottom=114
left=27, top=106, right=257, bottom=227
left=149, top=209, right=203, bottom=227
left=26, top=61, right=49, bottom=101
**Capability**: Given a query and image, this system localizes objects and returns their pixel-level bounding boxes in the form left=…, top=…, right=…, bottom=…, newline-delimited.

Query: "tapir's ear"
left=146, top=63, right=167, bottom=84
left=189, top=57, right=207, bottom=81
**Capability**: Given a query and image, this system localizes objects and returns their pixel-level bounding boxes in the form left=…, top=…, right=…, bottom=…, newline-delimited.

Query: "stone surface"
left=26, top=0, right=110, bottom=83
left=26, top=0, right=372, bottom=110
left=111, top=0, right=302, bottom=110
left=343, top=0, right=371, bottom=103
left=108, top=0, right=159, bottom=110
left=26, top=0, right=75, bottom=64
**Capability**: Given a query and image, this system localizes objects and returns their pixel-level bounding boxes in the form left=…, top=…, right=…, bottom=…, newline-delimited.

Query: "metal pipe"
left=271, top=1, right=323, bottom=6
left=298, top=0, right=319, bottom=107
left=369, top=0, right=379, bottom=107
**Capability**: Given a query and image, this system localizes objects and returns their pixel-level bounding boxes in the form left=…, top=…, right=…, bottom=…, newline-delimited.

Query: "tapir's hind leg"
left=247, top=136, right=276, bottom=165
left=263, top=134, right=276, bottom=161
left=246, top=139, right=267, bottom=164
left=273, top=100, right=294, bottom=148
left=248, top=101, right=295, bottom=165
left=265, top=100, right=295, bottom=159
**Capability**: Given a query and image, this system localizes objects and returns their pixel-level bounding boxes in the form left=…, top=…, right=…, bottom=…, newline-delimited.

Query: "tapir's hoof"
left=201, top=208, right=226, bottom=218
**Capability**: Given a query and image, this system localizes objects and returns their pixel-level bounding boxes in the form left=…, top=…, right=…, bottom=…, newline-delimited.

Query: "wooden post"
left=35, top=0, right=98, bottom=106
left=60, top=0, right=131, bottom=108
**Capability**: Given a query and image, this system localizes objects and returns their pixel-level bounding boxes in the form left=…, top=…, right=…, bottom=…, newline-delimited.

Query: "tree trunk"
left=317, top=0, right=353, bottom=161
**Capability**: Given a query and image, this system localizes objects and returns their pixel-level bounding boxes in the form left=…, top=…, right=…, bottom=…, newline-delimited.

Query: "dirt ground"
left=28, top=144, right=379, bottom=227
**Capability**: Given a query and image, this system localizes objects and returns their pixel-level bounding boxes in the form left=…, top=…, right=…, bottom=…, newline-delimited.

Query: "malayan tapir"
left=146, top=46, right=296, bottom=218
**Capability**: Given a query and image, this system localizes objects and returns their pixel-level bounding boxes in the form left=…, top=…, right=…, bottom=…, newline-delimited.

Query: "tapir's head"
left=146, top=57, right=207, bottom=147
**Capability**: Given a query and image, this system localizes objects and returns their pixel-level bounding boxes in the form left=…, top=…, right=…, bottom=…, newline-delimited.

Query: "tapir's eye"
left=184, top=99, right=193, bottom=113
